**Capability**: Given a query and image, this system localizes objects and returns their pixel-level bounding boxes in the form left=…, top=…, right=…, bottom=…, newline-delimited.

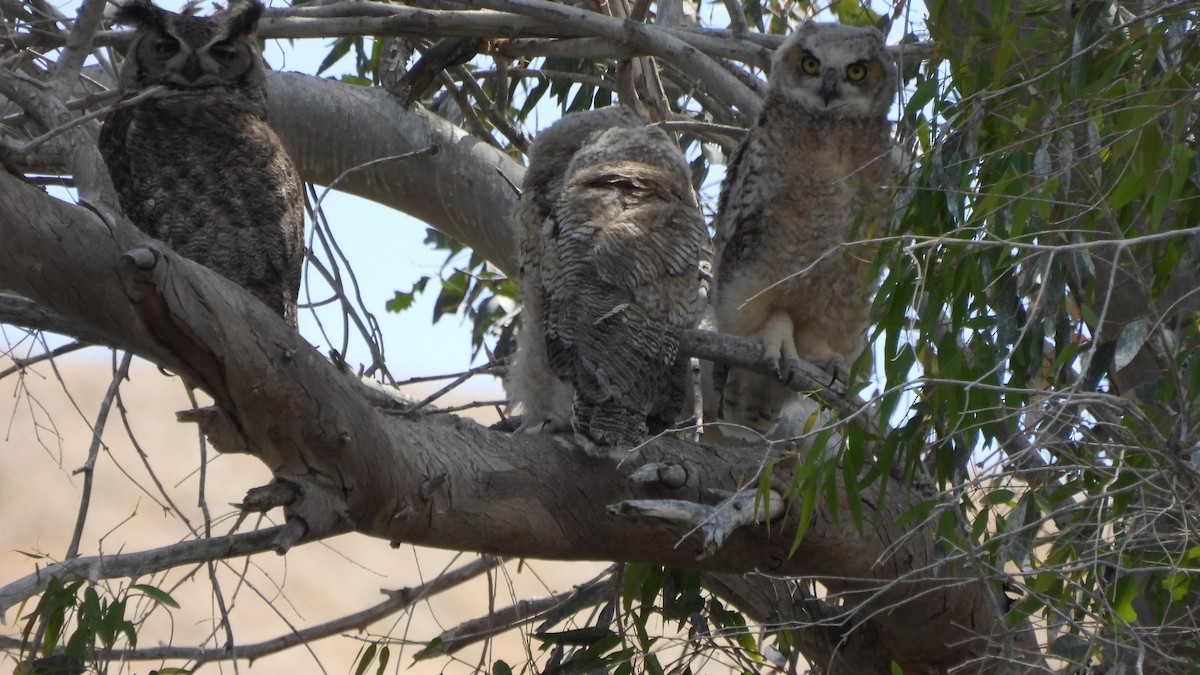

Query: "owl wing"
left=506, top=194, right=575, bottom=432
left=98, top=105, right=133, bottom=199
left=98, top=104, right=167, bottom=239
left=563, top=167, right=708, bottom=448
left=711, top=133, right=759, bottom=273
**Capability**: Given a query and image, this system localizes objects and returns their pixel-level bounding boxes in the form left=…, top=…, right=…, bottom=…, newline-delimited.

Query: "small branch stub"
left=177, top=406, right=250, bottom=455
left=122, top=247, right=158, bottom=272
left=240, top=481, right=298, bottom=512
left=628, top=461, right=690, bottom=489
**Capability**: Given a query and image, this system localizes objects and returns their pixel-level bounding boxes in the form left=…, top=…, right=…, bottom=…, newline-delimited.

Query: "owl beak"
left=180, top=54, right=203, bottom=83
left=819, top=70, right=840, bottom=105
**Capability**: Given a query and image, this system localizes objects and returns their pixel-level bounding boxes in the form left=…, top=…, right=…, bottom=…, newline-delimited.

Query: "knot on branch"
left=122, top=246, right=159, bottom=273
left=261, top=478, right=353, bottom=554
left=609, top=488, right=785, bottom=559
left=240, top=481, right=299, bottom=512
left=177, top=405, right=249, bottom=454
left=236, top=480, right=353, bottom=553
left=628, top=460, right=692, bottom=489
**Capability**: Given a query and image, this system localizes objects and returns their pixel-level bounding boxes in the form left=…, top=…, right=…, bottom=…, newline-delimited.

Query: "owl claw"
left=780, top=359, right=802, bottom=386
left=825, top=357, right=845, bottom=387
left=765, top=357, right=782, bottom=380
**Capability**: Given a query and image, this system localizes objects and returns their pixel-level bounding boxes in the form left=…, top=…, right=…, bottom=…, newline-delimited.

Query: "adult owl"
left=507, top=107, right=711, bottom=455
left=712, top=23, right=896, bottom=438
left=100, top=0, right=305, bottom=328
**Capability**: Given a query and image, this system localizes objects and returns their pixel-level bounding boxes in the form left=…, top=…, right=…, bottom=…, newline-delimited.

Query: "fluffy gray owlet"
left=100, top=0, right=305, bottom=327
left=712, top=22, right=897, bottom=439
left=507, top=107, right=711, bottom=455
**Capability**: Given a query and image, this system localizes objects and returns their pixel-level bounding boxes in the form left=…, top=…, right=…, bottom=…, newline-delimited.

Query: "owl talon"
left=574, top=432, right=634, bottom=461
left=764, top=357, right=782, bottom=380
left=781, top=359, right=803, bottom=386
left=824, top=357, right=845, bottom=387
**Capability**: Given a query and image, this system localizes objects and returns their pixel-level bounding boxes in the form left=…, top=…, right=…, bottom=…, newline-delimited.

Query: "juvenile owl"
left=712, top=23, right=896, bottom=438
left=100, top=0, right=305, bottom=328
left=507, top=107, right=711, bottom=455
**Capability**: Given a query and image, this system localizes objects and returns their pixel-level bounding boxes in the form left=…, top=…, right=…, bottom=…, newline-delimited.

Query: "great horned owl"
left=100, top=0, right=305, bottom=328
left=712, top=23, right=896, bottom=438
left=507, top=107, right=711, bottom=455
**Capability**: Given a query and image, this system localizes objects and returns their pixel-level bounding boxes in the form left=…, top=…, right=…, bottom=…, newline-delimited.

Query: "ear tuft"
left=113, top=0, right=166, bottom=29
left=223, top=0, right=264, bottom=38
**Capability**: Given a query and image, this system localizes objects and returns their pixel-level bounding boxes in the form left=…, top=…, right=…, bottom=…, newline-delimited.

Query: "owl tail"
left=573, top=399, right=648, bottom=455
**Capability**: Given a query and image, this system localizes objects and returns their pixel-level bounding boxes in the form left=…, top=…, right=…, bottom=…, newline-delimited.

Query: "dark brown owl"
left=100, top=0, right=305, bottom=327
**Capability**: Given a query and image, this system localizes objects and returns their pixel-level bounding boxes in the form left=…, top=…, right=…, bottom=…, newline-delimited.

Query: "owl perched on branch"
left=100, top=0, right=305, bottom=328
left=712, top=23, right=897, bottom=438
left=507, top=107, right=711, bottom=456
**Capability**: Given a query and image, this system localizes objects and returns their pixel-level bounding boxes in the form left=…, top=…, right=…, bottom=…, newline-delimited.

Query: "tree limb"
left=0, top=169, right=1035, bottom=672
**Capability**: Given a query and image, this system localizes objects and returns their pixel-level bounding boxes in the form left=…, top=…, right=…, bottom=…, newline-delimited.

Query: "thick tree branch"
left=265, top=72, right=524, bottom=276
left=0, top=170, right=1034, bottom=672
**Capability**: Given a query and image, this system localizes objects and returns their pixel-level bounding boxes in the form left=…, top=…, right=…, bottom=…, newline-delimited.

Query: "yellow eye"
left=800, top=55, right=820, bottom=75
left=846, top=63, right=868, bottom=82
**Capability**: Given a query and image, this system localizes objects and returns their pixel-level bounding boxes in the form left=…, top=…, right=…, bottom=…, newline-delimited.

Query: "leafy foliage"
left=869, top=1, right=1200, bottom=667
left=16, top=579, right=177, bottom=674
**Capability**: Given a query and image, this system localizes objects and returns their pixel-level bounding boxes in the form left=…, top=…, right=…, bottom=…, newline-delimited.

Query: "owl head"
left=114, top=0, right=266, bottom=94
left=769, top=22, right=896, bottom=119
left=566, top=125, right=695, bottom=199
left=524, top=106, right=644, bottom=217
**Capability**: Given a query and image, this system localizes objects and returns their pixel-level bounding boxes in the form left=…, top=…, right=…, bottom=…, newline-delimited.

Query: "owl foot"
left=573, top=431, right=637, bottom=461
left=827, top=360, right=844, bottom=387
left=755, top=312, right=799, bottom=382
left=515, top=416, right=557, bottom=434
left=818, top=355, right=846, bottom=388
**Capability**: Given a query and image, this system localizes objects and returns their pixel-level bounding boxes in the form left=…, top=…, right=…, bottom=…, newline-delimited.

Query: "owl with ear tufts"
left=711, top=22, right=897, bottom=439
left=507, top=107, right=711, bottom=456
left=100, top=0, right=305, bottom=327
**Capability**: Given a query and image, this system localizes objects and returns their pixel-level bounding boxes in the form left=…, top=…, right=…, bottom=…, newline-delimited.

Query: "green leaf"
left=386, top=277, right=430, bottom=313
left=1107, top=575, right=1140, bottom=623
left=412, top=637, right=444, bottom=661
left=1160, top=573, right=1192, bottom=603
left=130, top=584, right=180, bottom=610
left=432, top=271, right=469, bottom=323
left=491, top=660, right=513, bottom=675
left=318, top=37, right=354, bottom=75
left=375, top=645, right=390, bottom=675
left=355, top=643, right=377, bottom=675
left=1047, top=633, right=1090, bottom=663
left=829, top=0, right=881, bottom=27
left=535, top=627, right=617, bottom=647
left=982, top=489, right=1015, bottom=506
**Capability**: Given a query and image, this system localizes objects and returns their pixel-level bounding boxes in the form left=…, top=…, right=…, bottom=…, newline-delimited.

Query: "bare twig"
left=468, top=0, right=762, bottom=119
left=63, top=350, right=131, bottom=561
left=0, top=526, right=298, bottom=616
